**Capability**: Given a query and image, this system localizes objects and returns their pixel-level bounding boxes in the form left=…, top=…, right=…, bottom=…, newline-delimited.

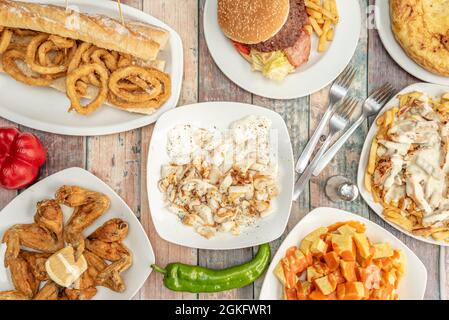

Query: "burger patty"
left=250, top=0, right=309, bottom=52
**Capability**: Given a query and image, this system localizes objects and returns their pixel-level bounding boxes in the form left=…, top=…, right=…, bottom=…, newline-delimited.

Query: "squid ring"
left=66, top=63, right=109, bottom=115
left=108, top=66, right=166, bottom=103
left=0, top=27, right=13, bottom=54
left=2, top=49, right=53, bottom=87
left=26, top=34, right=75, bottom=75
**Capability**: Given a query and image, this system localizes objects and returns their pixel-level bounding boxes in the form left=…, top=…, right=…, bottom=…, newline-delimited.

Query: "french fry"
left=432, top=231, right=449, bottom=241
left=326, top=28, right=334, bottom=41
left=306, top=8, right=322, bottom=20
left=367, top=139, right=378, bottom=174
left=318, top=34, right=328, bottom=52
left=364, top=172, right=372, bottom=193
left=384, top=209, right=413, bottom=232
left=329, top=0, right=339, bottom=23
left=309, top=17, right=323, bottom=36
left=305, top=0, right=337, bottom=22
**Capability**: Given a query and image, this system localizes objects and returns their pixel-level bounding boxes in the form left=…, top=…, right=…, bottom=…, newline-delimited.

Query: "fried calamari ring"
left=67, top=42, right=92, bottom=74
left=2, top=49, right=53, bottom=86
left=26, top=34, right=76, bottom=75
left=80, top=47, right=118, bottom=86
left=0, top=27, right=13, bottom=54
left=108, top=66, right=169, bottom=104
left=66, top=63, right=109, bottom=115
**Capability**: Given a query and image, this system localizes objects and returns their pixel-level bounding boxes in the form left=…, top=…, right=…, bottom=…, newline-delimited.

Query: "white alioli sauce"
left=376, top=93, right=449, bottom=227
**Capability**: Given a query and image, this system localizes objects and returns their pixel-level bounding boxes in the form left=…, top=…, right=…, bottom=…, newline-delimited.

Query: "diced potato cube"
left=323, top=251, right=340, bottom=271
left=338, top=282, right=365, bottom=300
left=308, top=290, right=336, bottom=300
left=304, top=227, right=328, bottom=242
left=310, top=238, right=328, bottom=255
left=286, top=248, right=309, bottom=274
left=353, top=233, right=371, bottom=259
left=307, top=265, right=323, bottom=282
left=274, top=262, right=286, bottom=285
left=297, top=281, right=312, bottom=300
left=373, top=243, right=394, bottom=259
left=332, top=234, right=355, bottom=261
left=337, top=224, right=357, bottom=235
left=340, top=260, right=357, bottom=282
left=314, top=275, right=336, bottom=295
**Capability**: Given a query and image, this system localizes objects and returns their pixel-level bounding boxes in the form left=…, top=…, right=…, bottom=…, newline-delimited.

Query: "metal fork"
left=293, top=97, right=360, bottom=201
left=296, top=65, right=357, bottom=173
left=312, top=83, right=396, bottom=176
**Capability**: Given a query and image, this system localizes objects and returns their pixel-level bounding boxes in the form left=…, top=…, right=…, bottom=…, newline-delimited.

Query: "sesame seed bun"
left=218, top=0, right=290, bottom=45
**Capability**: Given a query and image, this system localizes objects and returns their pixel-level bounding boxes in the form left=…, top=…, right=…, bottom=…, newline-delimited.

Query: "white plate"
left=358, top=82, right=449, bottom=246
left=0, top=0, right=183, bottom=136
left=259, top=207, right=427, bottom=300
left=375, top=0, right=449, bottom=86
left=147, top=102, right=294, bottom=250
left=0, top=167, right=154, bottom=300
left=203, top=0, right=361, bottom=99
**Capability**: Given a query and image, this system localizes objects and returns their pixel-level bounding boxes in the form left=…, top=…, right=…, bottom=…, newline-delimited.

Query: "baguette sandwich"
left=0, top=0, right=172, bottom=115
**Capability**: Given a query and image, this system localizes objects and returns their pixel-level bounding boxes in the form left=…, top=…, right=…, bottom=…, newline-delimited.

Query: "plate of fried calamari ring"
left=0, top=167, right=154, bottom=300
left=0, top=0, right=183, bottom=136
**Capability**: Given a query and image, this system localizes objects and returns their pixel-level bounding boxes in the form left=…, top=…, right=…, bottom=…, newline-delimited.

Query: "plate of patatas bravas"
left=358, top=83, right=449, bottom=246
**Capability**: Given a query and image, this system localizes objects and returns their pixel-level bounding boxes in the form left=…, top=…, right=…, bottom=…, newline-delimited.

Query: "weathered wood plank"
left=251, top=97, right=310, bottom=298
left=309, top=0, right=369, bottom=218
left=197, top=0, right=254, bottom=300
left=140, top=0, right=199, bottom=299
left=367, top=0, right=440, bottom=300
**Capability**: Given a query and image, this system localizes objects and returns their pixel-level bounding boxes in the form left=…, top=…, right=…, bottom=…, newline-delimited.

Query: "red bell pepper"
left=0, top=127, right=46, bottom=190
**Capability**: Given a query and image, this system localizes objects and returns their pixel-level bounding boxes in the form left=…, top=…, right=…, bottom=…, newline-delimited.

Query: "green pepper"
left=151, top=243, right=271, bottom=293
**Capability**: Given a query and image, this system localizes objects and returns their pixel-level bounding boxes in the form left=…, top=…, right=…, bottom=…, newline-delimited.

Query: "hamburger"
left=218, top=0, right=311, bottom=81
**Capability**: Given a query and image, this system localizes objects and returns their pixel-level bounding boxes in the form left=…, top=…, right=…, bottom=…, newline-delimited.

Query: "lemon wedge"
left=45, top=246, right=88, bottom=288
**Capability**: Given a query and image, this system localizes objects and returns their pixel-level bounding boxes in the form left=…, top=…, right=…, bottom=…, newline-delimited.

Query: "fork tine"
left=380, top=89, right=396, bottom=104
left=344, top=99, right=359, bottom=119
left=335, top=66, right=355, bottom=87
left=336, top=97, right=359, bottom=120
left=337, top=66, right=357, bottom=88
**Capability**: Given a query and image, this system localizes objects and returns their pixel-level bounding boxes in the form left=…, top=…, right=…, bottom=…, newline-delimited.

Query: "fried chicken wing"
left=85, top=239, right=129, bottom=261
left=57, top=186, right=110, bottom=259
left=34, top=281, right=61, bottom=300
left=34, top=199, right=64, bottom=242
left=84, top=250, right=125, bottom=292
left=96, top=250, right=132, bottom=293
left=3, top=224, right=62, bottom=266
left=64, top=287, right=97, bottom=300
left=2, top=200, right=64, bottom=267
left=21, top=251, right=51, bottom=281
left=0, top=290, right=30, bottom=300
left=89, top=218, right=129, bottom=242
left=8, top=255, right=39, bottom=298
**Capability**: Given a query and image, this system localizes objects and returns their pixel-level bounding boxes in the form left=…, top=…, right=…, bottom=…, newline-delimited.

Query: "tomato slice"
left=232, top=41, right=250, bottom=56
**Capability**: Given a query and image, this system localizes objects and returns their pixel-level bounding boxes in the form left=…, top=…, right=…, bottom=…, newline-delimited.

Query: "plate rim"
left=0, top=0, right=183, bottom=136
left=357, top=82, right=449, bottom=246
left=0, top=167, right=155, bottom=300
left=203, top=0, right=361, bottom=99
left=375, top=0, right=449, bottom=86
left=259, top=207, right=428, bottom=300
left=146, top=101, right=295, bottom=250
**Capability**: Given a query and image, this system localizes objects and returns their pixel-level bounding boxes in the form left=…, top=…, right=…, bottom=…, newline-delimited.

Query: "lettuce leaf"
left=250, top=49, right=294, bottom=81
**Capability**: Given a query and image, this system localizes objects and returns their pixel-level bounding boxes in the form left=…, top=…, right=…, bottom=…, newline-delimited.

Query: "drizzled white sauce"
left=377, top=93, right=449, bottom=226
left=166, top=116, right=276, bottom=172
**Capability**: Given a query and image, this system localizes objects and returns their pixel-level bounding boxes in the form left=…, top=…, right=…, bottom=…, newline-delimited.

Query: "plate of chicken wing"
left=0, top=167, right=154, bottom=300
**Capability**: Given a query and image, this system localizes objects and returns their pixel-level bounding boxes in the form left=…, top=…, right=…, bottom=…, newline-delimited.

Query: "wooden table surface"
left=0, top=0, right=445, bottom=300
